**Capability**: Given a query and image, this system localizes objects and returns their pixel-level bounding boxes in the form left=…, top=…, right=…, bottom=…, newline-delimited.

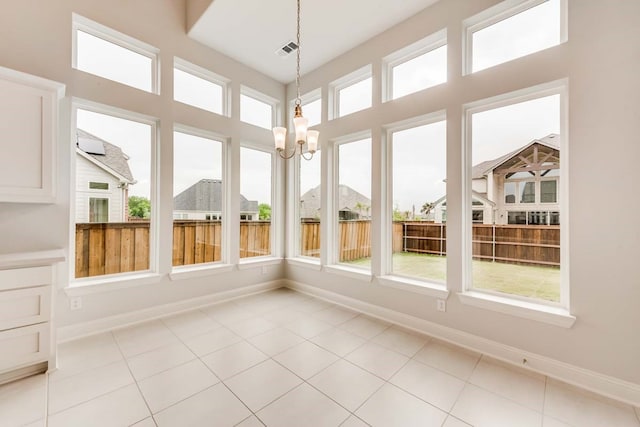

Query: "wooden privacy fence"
left=76, top=220, right=560, bottom=278
left=76, top=220, right=271, bottom=278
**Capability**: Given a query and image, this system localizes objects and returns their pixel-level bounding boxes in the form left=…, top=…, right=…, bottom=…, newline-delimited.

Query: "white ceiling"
left=188, top=0, right=440, bottom=83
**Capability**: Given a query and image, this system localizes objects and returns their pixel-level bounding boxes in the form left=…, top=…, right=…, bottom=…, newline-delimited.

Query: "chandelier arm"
left=300, top=150, right=314, bottom=161
left=276, top=146, right=298, bottom=160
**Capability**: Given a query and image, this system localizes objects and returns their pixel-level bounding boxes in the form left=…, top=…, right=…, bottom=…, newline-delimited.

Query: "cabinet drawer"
left=0, top=286, right=50, bottom=331
left=0, top=265, right=52, bottom=292
left=0, top=323, right=48, bottom=373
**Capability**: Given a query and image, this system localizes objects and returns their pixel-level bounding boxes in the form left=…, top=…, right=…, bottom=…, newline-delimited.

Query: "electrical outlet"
left=70, top=296, right=82, bottom=311
left=436, top=299, right=446, bottom=312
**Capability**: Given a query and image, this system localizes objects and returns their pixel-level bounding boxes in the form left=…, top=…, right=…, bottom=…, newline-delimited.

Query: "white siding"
left=75, top=154, right=124, bottom=222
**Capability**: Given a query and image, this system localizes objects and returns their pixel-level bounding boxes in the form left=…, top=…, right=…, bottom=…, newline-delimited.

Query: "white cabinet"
left=0, top=66, right=65, bottom=203
left=0, top=250, right=64, bottom=384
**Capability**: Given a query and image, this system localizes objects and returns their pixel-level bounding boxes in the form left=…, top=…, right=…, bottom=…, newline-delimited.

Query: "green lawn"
left=346, top=252, right=560, bottom=302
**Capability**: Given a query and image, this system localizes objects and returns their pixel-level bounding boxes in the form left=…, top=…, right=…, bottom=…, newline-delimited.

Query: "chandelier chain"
left=295, top=0, right=301, bottom=106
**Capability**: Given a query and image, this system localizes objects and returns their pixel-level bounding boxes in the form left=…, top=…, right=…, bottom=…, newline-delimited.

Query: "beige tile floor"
left=2, top=288, right=639, bottom=427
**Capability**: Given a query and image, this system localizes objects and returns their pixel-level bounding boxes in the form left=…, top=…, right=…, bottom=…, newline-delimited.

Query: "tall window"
left=240, top=147, right=273, bottom=258
left=74, top=108, right=154, bottom=279
left=336, top=138, right=371, bottom=269
left=299, top=151, right=321, bottom=258
left=73, top=14, right=158, bottom=93
left=173, top=130, right=224, bottom=267
left=390, top=120, right=446, bottom=284
left=174, top=59, right=227, bottom=115
left=469, top=90, right=562, bottom=302
left=466, top=0, right=563, bottom=73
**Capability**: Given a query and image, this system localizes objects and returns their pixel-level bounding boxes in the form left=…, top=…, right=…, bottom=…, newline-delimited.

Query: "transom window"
left=240, top=87, right=276, bottom=130
left=174, top=58, right=227, bottom=115
left=330, top=66, right=372, bottom=119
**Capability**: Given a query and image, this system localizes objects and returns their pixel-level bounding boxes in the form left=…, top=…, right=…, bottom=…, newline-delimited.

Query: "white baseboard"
left=57, top=280, right=283, bottom=343
left=285, top=280, right=640, bottom=407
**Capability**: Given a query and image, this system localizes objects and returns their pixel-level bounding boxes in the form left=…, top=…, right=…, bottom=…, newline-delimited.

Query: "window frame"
left=237, top=141, right=281, bottom=265
left=378, top=112, right=449, bottom=298
left=291, top=147, right=322, bottom=262
left=171, top=124, right=230, bottom=273
left=70, top=99, right=160, bottom=286
left=72, top=13, right=160, bottom=94
left=462, top=80, right=569, bottom=315
left=462, top=0, right=568, bottom=75
left=240, top=86, right=279, bottom=130
left=329, top=65, right=372, bottom=120
left=173, top=57, right=230, bottom=117
left=382, top=29, right=447, bottom=102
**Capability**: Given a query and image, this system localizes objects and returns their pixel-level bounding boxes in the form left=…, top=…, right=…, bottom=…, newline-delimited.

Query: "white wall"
left=0, top=0, right=285, bottom=328
left=285, top=0, right=640, bottom=387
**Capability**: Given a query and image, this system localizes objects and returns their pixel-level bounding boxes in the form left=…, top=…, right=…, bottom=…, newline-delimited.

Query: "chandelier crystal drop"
left=273, top=0, right=318, bottom=160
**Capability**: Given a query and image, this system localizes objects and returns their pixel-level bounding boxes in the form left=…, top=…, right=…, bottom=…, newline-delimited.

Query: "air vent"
left=275, top=41, right=298, bottom=57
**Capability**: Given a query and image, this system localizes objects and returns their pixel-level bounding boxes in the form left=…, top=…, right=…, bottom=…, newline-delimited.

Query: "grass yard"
left=346, top=251, right=560, bottom=302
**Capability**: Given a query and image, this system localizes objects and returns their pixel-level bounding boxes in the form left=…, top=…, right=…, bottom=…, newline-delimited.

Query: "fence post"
left=492, top=224, right=496, bottom=263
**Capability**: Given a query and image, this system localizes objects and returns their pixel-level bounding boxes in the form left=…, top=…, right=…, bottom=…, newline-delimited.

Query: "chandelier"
left=272, top=0, right=318, bottom=160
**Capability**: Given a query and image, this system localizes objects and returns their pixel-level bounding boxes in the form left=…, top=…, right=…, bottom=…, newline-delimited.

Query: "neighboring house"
left=300, top=184, right=371, bottom=220
left=75, top=129, right=136, bottom=223
left=173, top=179, right=259, bottom=220
left=433, top=134, right=560, bottom=225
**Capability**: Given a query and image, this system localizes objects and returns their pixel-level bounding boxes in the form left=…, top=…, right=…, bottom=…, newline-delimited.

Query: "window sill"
left=237, top=257, right=283, bottom=270
left=457, top=291, right=576, bottom=328
left=286, top=257, right=322, bottom=271
left=169, top=263, right=234, bottom=281
left=65, top=272, right=162, bottom=296
left=378, top=275, right=449, bottom=299
left=324, top=264, right=372, bottom=282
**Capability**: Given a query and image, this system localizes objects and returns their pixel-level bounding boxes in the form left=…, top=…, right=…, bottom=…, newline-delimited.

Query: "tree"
left=129, top=196, right=151, bottom=219
left=421, top=201, right=435, bottom=217
left=258, top=203, right=271, bottom=220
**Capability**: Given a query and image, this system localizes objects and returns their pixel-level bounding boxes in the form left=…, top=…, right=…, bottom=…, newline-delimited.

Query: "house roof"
left=173, top=179, right=258, bottom=212
left=472, top=134, right=560, bottom=179
left=300, top=184, right=371, bottom=219
left=76, top=129, right=135, bottom=182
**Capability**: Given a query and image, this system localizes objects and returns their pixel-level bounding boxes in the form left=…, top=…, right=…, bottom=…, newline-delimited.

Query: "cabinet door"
left=0, top=67, right=64, bottom=203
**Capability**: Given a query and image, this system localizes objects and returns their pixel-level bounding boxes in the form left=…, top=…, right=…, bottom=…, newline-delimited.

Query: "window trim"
left=173, top=57, right=230, bottom=117
left=70, top=98, right=159, bottom=286
left=72, top=13, right=160, bottom=93
left=329, top=65, right=372, bottom=120
left=462, top=79, right=569, bottom=312
left=462, top=0, right=568, bottom=75
left=382, top=29, right=447, bottom=102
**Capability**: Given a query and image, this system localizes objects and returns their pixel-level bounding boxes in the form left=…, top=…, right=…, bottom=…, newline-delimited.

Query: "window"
left=299, top=150, right=321, bottom=258
left=72, top=14, right=158, bottom=93
left=173, top=129, right=224, bottom=267
left=240, top=147, right=273, bottom=258
left=466, top=0, right=564, bottom=73
left=74, top=107, right=154, bottom=279
left=89, top=198, right=108, bottom=222
left=331, top=66, right=372, bottom=119
left=385, top=30, right=447, bottom=100
left=174, top=58, right=227, bottom=115
left=241, top=87, right=275, bottom=130
left=336, top=137, right=371, bottom=269
left=467, top=87, right=563, bottom=303
left=389, top=119, right=446, bottom=284
left=89, top=182, right=109, bottom=190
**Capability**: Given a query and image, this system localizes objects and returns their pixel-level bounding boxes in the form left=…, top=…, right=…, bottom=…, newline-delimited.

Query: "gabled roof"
left=300, top=184, right=371, bottom=218
left=173, top=179, right=258, bottom=212
left=472, top=134, right=560, bottom=179
left=76, top=129, right=135, bottom=182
